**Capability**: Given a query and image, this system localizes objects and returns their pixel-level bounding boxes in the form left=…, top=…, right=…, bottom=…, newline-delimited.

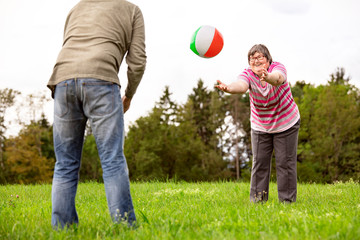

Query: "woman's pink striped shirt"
left=238, top=62, right=300, bottom=133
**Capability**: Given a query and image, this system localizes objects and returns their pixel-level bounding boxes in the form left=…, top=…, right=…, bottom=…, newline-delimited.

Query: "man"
left=47, top=0, right=146, bottom=228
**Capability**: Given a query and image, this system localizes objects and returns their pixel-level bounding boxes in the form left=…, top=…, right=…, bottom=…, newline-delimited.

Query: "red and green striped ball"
left=190, top=25, right=224, bottom=58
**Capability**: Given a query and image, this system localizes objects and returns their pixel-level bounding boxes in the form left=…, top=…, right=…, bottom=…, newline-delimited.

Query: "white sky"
left=1, top=0, right=360, bottom=136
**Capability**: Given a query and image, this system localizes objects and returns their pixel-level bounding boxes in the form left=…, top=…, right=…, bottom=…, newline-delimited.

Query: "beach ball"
left=190, top=25, right=224, bottom=58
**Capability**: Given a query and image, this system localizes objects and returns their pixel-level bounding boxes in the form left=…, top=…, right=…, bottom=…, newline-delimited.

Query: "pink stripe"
left=251, top=108, right=299, bottom=130
left=251, top=78, right=264, bottom=89
left=250, top=95, right=289, bottom=110
left=250, top=87, right=273, bottom=98
left=248, top=63, right=287, bottom=90
left=251, top=95, right=294, bottom=112
left=269, top=63, right=286, bottom=75
left=251, top=104, right=297, bottom=124
left=238, top=74, right=251, bottom=85
left=251, top=97, right=294, bottom=113
left=248, top=69, right=257, bottom=78
left=245, top=69, right=265, bottom=89
left=250, top=98, right=278, bottom=109
left=250, top=86, right=287, bottom=102
left=250, top=86, right=289, bottom=104
left=250, top=83, right=286, bottom=98
left=251, top=99, right=294, bottom=118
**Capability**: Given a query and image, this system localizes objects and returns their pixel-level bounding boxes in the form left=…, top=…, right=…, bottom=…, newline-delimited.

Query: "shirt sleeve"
left=237, top=69, right=251, bottom=89
left=271, top=62, right=287, bottom=83
left=125, top=6, right=147, bottom=99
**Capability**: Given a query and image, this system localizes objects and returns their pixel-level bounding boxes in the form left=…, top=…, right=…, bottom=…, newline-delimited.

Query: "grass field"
left=1, top=180, right=359, bottom=240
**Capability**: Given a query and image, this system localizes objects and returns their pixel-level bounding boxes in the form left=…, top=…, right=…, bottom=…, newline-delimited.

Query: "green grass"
left=1, top=180, right=359, bottom=239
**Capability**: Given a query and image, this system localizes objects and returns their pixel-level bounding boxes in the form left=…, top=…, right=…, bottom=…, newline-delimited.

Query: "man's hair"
left=248, top=44, right=273, bottom=64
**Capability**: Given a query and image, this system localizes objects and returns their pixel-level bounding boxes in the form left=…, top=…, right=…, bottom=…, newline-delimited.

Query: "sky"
left=1, top=0, right=360, bottom=136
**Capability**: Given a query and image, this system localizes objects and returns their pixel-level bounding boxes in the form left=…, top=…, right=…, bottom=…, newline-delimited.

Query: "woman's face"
left=249, top=52, right=270, bottom=77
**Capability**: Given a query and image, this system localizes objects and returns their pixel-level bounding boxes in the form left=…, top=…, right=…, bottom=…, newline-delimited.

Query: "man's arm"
left=124, top=6, right=147, bottom=100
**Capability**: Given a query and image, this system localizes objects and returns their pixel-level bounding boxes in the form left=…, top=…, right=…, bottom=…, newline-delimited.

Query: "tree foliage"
left=296, top=68, right=360, bottom=182
left=4, top=116, right=54, bottom=184
left=225, top=93, right=251, bottom=179
left=80, top=130, right=103, bottom=182
left=125, top=83, right=231, bottom=181
left=1, top=67, right=360, bottom=184
left=0, top=88, right=20, bottom=182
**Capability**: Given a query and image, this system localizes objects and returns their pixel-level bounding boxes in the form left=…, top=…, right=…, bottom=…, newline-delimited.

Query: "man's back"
left=48, top=0, right=146, bottom=99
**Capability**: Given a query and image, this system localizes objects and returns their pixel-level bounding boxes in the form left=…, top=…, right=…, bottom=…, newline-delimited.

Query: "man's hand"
left=122, top=96, right=132, bottom=113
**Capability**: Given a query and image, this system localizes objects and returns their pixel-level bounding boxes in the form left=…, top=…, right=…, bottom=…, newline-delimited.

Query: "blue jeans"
left=51, top=78, right=136, bottom=228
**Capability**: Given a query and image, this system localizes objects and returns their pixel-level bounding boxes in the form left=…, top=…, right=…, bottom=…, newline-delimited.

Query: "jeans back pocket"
left=83, top=80, right=117, bottom=116
left=54, top=81, right=69, bottom=118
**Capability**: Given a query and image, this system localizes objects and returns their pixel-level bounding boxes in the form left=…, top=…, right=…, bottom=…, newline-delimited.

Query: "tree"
left=15, top=91, right=50, bottom=126
left=125, top=85, right=231, bottom=181
left=309, top=85, right=360, bottom=182
left=4, top=116, right=54, bottom=184
left=291, top=80, right=311, bottom=105
left=182, top=80, right=230, bottom=178
left=157, top=86, right=178, bottom=125
left=297, top=68, right=360, bottom=182
left=225, top=93, right=251, bottom=180
left=80, top=132, right=103, bottom=182
left=2, top=91, right=54, bottom=184
left=0, top=88, right=20, bottom=182
left=328, top=67, right=350, bottom=86
left=125, top=87, right=180, bottom=180
left=187, top=79, right=216, bottom=147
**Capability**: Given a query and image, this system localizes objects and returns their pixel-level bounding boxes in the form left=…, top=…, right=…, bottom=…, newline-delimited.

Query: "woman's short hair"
left=248, top=44, right=273, bottom=64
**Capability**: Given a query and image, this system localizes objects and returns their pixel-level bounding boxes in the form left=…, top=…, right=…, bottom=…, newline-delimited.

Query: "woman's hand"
left=215, top=80, right=231, bottom=93
left=259, top=64, right=269, bottom=82
left=259, top=64, right=269, bottom=86
left=259, top=64, right=284, bottom=86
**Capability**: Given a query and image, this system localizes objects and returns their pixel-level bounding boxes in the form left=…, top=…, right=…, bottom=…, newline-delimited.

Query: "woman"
left=216, top=44, right=300, bottom=203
